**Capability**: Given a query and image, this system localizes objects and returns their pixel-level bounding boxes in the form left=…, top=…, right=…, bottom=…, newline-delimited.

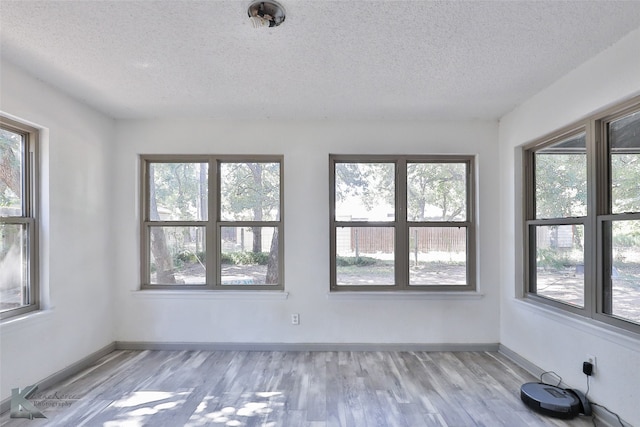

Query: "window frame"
left=140, top=154, right=284, bottom=291
left=329, top=154, right=476, bottom=292
left=523, top=126, right=591, bottom=315
left=523, top=96, right=640, bottom=334
left=0, top=116, right=39, bottom=320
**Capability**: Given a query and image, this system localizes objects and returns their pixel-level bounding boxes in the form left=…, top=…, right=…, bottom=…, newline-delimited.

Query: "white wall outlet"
left=291, top=313, right=300, bottom=325
left=586, top=354, right=596, bottom=374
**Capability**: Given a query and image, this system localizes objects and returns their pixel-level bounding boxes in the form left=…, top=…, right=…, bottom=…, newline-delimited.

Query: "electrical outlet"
left=291, top=313, right=300, bottom=325
left=585, top=354, right=596, bottom=374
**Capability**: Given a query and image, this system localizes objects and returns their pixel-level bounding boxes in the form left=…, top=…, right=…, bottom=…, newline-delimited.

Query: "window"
left=524, top=98, right=640, bottom=333
left=526, top=131, right=587, bottom=308
left=329, top=155, right=476, bottom=291
left=140, top=156, right=283, bottom=290
left=0, top=117, right=38, bottom=319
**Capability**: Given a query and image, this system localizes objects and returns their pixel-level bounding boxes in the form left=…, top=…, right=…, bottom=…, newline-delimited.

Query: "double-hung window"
left=524, top=98, right=640, bottom=333
left=140, top=155, right=283, bottom=290
left=329, top=155, right=476, bottom=291
left=0, top=117, right=38, bottom=319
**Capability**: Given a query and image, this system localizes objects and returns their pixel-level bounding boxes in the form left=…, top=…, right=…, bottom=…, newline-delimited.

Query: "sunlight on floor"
left=100, top=389, right=285, bottom=427
left=187, top=391, right=284, bottom=426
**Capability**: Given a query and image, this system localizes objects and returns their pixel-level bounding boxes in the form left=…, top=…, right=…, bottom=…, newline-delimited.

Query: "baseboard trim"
left=115, top=341, right=500, bottom=353
left=498, top=344, right=630, bottom=427
left=0, top=341, right=116, bottom=415
left=498, top=344, right=548, bottom=381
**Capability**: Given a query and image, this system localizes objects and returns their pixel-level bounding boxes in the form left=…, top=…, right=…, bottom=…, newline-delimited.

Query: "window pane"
left=221, top=226, right=279, bottom=285
left=610, top=111, right=640, bottom=214
left=149, top=163, right=208, bottom=221
left=533, top=224, right=584, bottom=307
left=407, top=163, right=466, bottom=221
left=535, top=133, right=586, bottom=219
left=220, top=162, right=280, bottom=221
left=335, top=163, right=395, bottom=221
left=336, top=227, right=394, bottom=285
left=0, top=128, right=23, bottom=217
left=409, top=227, right=466, bottom=285
left=150, top=226, right=205, bottom=285
left=0, top=223, right=29, bottom=311
left=609, top=220, right=640, bottom=324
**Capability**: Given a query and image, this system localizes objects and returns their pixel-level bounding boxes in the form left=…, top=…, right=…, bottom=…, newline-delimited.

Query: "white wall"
left=0, top=61, right=115, bottom=402
left=498, top=28, right=640, bottom=424
left=113, top=119, right=501, bottom=345
left=1, top=17, right=638, bottom=423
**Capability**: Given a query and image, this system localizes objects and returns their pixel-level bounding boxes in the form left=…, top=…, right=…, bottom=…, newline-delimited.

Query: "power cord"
left=539, top=370, right=562, bottom=387
left=584, top=372, right=624, bottom=427
left=590, top=403, right=624, bottom=427
left=585, top=374, right=590, bottom=399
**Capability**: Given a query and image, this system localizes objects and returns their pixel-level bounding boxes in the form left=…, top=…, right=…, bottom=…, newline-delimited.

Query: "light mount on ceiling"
left=248, top=1, right=286, bottom=28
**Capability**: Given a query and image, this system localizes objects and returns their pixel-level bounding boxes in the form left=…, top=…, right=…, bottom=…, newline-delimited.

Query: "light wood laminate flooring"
left=1, top=350, right=597, bottom=426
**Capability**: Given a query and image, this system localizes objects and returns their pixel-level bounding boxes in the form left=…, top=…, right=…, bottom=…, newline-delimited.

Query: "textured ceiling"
left=1, top=1, right=640, bottom=120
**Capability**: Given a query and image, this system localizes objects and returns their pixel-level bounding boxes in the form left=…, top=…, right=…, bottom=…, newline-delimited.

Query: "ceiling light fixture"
left=248, top=1, right=286, bottom=28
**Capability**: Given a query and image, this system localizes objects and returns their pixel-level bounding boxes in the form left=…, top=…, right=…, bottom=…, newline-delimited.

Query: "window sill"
left=131, top=290, right=289, bottom=300
left=0, top=309, right=54, bottom=334
left=327, top=291, right=484, bottom=300
left=515, top=298, right=639, bottom=351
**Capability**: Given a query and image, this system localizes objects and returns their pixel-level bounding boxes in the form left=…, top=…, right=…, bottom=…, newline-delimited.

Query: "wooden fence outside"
left=339, top=227, right=466, bottom=254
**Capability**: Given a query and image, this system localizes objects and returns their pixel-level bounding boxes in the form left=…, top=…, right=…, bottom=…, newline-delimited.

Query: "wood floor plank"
left=1, top=350, right=597, bottom=427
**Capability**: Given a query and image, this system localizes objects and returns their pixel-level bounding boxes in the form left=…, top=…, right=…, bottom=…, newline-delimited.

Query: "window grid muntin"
left=330, top=155, right=475, bottom=292
left=140, top=155, right=283, bottom=290
left=524, top=97, right=640, bottom=334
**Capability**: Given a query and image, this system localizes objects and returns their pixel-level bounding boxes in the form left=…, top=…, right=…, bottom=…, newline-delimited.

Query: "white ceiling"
left=1, top=0, right=640, bottom=121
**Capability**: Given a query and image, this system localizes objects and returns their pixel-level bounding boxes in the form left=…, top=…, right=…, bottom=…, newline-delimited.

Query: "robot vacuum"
left=520, top=382, right=591, bottom=419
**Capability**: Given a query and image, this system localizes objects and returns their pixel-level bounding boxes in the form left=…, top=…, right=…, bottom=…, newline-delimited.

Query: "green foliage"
left=407, top=163, right=466, bottom=221
left=611, top=154, right=640, bottom=213
left=0, top=129, right=23, bottom=209
left=536, top=248, right=577, bottom=270
left=336, top=256, right=377, bottom=267
left=613, top=231, right=640, bottom=248
left=148, top=160, right=280, bottom=281
left=150, top=162, right=207, bottom=221
left=220, top=162, right=280, bottom=221
left=221, top=251, right=270, bottom=265
left=535, top=140, right=587, bottom=219
left=220, top=253, right=234, bottom=264
left=334, top=163, right=368, bottom=202
left=172, top=250, right=205, bottom=268
left=175, top=250, right=197, bottom=263
left=335, top=163, right=395, bottom=210
left=336, top=161, right=467, bottom=221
